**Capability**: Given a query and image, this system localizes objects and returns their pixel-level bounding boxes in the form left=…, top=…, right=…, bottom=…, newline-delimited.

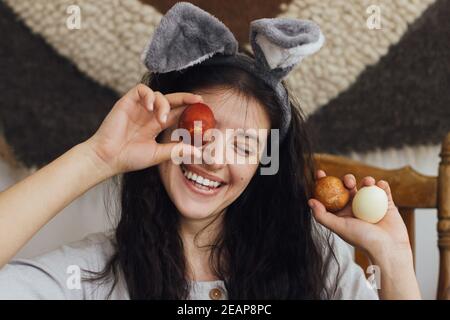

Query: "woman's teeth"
left=182, top=167, right=222, bottom=189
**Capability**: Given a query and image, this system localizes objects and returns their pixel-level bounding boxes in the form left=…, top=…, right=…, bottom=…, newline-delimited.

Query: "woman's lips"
left=180, top=165, right=224, bottom=196
left=183, top=164, right=226, bottom=185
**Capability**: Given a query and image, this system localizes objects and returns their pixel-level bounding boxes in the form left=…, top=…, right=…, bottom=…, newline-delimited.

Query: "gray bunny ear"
left=250, top=18, right=325, bottom=79
left=142, top=2, right=238, bottom=73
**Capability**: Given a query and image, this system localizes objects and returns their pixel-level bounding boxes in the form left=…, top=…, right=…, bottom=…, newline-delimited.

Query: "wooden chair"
left=314, top=132, right=450, bottom=300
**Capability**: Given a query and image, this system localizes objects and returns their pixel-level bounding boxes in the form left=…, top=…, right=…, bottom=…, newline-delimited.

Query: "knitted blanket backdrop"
left=0, top=0, right=449, bottom=168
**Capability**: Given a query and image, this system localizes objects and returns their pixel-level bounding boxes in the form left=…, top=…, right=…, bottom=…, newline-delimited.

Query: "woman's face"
left=158, top=87, right=271, bottom=221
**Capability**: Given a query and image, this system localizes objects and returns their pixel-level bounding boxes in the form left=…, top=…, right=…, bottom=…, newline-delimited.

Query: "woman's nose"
left=203, top=160, right=225, bottom=172
left=200, top=135, right=227, bottom=170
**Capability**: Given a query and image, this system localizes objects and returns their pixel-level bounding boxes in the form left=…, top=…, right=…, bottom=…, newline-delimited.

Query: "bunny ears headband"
left=141, top=2, right=325, bottom=140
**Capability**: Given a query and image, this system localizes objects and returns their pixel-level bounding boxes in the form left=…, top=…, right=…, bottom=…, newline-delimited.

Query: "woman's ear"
left=250, top=18, right=325, bottom=80
left=142, top=2, right=238, bottom=73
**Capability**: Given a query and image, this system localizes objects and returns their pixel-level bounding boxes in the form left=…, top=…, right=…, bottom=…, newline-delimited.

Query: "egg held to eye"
left=178, top=103, right=216, bottom=146
left=352, top=185, right=388, bottom=224
left=313, top=176, right=351, bottom=213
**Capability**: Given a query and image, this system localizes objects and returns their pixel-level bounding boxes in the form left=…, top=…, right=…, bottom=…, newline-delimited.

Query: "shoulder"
left=314, top=224, right=379, bottom=300
left=34, top=232, right=116, bottom=271
left=0, top=232, right=128, bottom=299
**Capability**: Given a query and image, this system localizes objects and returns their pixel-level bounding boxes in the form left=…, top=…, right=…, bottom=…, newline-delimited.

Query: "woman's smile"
left=180, top=164, right=226, bottom=196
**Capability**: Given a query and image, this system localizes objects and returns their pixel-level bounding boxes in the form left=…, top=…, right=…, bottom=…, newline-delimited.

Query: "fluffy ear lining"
left=141, top=2, right=238, bottom=73
left=251, top=18, right=325, bottom=73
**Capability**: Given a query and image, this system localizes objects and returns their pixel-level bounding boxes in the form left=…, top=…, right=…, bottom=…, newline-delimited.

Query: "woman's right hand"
left=0, top=83, right=204, bottom=266
left=86, top=84, right=203, bottom=176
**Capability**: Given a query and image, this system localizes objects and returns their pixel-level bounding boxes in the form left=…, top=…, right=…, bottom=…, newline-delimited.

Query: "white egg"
left=352, top=185, right=388, bottom=223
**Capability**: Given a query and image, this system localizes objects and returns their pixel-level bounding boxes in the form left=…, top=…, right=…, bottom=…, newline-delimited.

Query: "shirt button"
left=209, top=288, right=223, bottom=300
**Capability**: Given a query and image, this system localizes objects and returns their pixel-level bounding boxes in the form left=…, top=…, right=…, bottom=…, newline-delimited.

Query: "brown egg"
left=313, top=176, right=350, bottom=213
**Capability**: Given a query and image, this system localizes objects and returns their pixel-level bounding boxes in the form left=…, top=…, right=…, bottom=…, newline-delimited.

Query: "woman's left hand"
left=309, top=170, right=421, bottom=299
left=308, top=170, right=411, bottom=262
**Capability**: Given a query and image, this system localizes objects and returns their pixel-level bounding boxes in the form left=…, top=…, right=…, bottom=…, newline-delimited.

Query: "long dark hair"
left=87, top=52, right=337, bottom=299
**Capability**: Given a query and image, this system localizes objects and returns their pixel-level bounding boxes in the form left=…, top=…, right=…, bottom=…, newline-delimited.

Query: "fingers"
left=316, top=170, right=357, bottom=194
left=165, top=92, right=203, bottom=107
left=136, top=84, right=155, bottom=112
left=343, top=173, right=357, bottom=196
left=313, top=170, right=395, bottom=216
left=121, top=84, right=203, bottom=124
left=147, top=106, right=187, bottom=136
left=119, top=84, right=155, bottom=112
left=316, top=169, right=326, bottom=179
left=154, top=91, right=171, bottom=124
left=360, top=176, right=376, bottom=187
left=376, top=179, right=394, bottom=203
left=343, top=174, right=356, bottom=189
left=316, top=170, right=378, bottom=194
left=153, top=142, right=202, bottom=165
left=153, top=91, right=203, bottom=126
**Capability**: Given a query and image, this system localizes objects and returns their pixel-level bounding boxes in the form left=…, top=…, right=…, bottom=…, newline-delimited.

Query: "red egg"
left=178, top=103, right=216, bottom=146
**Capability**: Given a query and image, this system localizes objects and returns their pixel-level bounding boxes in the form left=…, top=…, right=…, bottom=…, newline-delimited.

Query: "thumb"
left=308, top=199, right=347, bottom=237
left=153, top=142, right=202, bottom=165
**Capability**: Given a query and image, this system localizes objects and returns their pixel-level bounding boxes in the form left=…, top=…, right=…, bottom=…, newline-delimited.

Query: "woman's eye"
left=232, top=135, right=258, bottom=157
left=234, top=143, right=252, bottom=156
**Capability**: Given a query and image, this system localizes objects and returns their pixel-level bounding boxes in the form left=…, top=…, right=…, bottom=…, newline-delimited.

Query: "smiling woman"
left=84, top=61, right=343, bottom=299
left=0, top=2, right=420, bottom=301
left=0, top=55, right=413, bottom=300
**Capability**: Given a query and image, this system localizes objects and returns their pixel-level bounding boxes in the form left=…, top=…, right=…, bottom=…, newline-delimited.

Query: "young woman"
left=0, top=61, right=420, bottom=299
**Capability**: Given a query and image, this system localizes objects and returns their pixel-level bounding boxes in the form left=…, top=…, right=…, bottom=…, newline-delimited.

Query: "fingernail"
left=308, top=200, right=315, bottom=208
left=161, top=114, right=167, bottom=123
left=149, top=104, right=154, bottom=112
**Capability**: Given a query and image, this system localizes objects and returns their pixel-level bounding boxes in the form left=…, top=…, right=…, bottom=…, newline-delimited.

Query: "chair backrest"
left=313, top=132, right=450, bottom=300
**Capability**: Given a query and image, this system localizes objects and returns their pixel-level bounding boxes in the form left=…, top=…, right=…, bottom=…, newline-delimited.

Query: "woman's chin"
left=176, top=203, right=218, bottom=221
